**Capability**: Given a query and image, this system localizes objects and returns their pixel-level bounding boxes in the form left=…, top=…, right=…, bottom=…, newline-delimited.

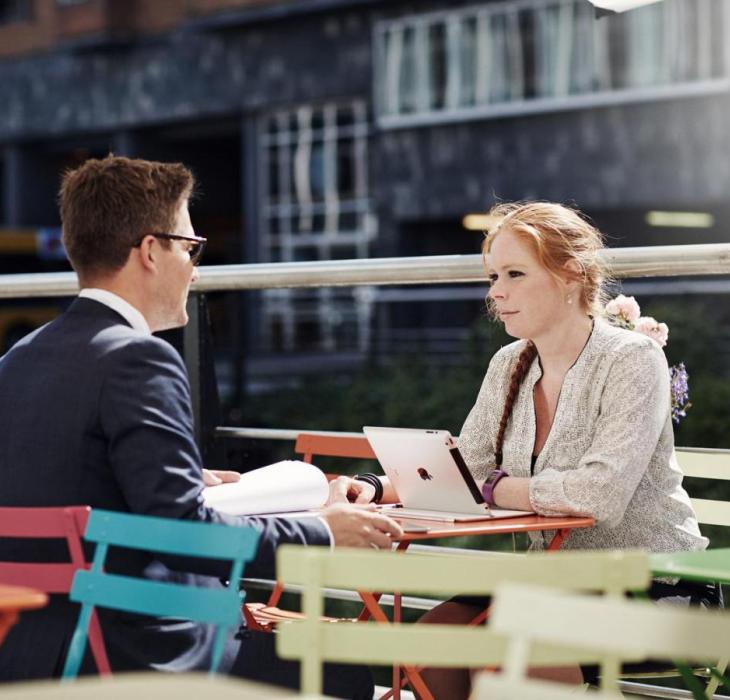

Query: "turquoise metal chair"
left=61, top=509, right=260, bottom=679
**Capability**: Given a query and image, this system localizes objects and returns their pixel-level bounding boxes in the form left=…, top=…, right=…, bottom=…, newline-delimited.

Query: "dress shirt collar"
left=78, top=288, right=151, bottom=335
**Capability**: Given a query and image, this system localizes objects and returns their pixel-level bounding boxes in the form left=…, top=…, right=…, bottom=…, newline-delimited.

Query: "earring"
left=567, top=297, right=573, bottom=305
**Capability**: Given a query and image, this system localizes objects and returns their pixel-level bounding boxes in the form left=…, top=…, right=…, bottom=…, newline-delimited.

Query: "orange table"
left=0, top=584, right=48, bottom=646
left=357, top=513, right=595, bottom=624
left=358, top=513, right=596, bottom=700
left=393, top=513, right=595, bottom=548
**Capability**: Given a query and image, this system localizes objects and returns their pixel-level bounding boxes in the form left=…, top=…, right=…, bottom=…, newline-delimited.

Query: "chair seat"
left=244, top=602, right=357, bottom=632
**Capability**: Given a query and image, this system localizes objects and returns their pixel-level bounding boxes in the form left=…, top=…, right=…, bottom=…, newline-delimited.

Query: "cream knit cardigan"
left=458, top=318, right=707, bottom=553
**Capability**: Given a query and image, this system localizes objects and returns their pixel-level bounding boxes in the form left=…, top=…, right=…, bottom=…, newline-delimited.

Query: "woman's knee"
left=419, top=601, right=484, bottom=626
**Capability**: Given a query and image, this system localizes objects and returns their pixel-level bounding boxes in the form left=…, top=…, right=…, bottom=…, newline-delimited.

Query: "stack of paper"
left=202, top=460, right=329, bottom=516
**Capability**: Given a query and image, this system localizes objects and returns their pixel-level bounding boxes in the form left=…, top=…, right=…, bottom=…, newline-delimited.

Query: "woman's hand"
left=202, top=469, right=241, bottom=487
left=327, top=475, right=376, bottom=505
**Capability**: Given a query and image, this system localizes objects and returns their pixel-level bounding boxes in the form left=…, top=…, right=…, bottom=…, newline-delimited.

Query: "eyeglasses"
left=133, top=233, right=207, bottom=266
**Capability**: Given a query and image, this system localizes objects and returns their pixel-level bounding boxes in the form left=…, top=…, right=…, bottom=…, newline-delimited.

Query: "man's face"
left=153, top=199, right=199, bottom=331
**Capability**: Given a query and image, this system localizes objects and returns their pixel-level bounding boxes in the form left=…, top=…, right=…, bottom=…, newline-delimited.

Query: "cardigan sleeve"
left=529, top=341, right=670, bottom=527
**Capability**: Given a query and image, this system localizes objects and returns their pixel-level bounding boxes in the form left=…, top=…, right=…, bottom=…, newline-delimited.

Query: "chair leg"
left=62, top=604, right=93, bottom=680
left=209, top=627, right=229, bottom=675
left=87, top=610, right=111, bottom=675
left=706, top=657, right=729, bottom=698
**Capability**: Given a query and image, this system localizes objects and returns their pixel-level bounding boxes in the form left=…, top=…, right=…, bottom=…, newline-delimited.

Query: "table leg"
left=392, top=592, right=401, bottom=700
left=546, top=528, right=571, bottom=551
left=358, top=541, right=411, bottom=622
left=466, top=529, right=572, bottom=626
left=358, top=592, right=390, bottom=623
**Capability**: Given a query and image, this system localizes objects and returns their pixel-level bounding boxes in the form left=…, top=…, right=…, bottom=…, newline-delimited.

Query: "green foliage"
left=241, top=297, right=730, bottom=452
left=641, top=297, right=730, bottom=449
left=242, top=320, right=511, bottom=437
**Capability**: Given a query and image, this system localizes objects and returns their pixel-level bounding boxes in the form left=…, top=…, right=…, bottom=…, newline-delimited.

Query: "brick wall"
left=0, top=0, right=286, bottom=57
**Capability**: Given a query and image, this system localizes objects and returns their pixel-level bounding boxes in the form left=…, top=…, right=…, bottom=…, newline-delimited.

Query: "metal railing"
left=0, top=242, right=728, bottom=297
left=1, top=243, right=729, bottom=444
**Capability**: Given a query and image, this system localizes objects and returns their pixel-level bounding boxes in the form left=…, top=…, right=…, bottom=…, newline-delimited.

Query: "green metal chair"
left=61, top=509, right=260, bottom=679
left=490, top=582, right=730, bottom=700
left=648, top=447, right=730, bottom=698
left=648, top=547, right=730, bottom=699
left=275, top=546, right=650, bottom=699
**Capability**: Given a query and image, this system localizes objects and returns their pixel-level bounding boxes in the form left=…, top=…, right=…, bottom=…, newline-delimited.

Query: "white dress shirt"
left=79, top=288, right=151, bottom=334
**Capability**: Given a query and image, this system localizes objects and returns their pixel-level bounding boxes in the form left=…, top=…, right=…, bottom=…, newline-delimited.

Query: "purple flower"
left=669, top=362, right=691, bottom=424
left=605, top=295, right=690, bottom=425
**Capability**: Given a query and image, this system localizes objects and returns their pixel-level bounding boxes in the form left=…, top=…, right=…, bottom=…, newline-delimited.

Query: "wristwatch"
left=481, top=469, right=508, bottom=507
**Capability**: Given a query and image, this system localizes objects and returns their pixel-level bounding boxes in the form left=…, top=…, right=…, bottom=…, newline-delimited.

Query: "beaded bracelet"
left=354, top=473, right=384, bottom=504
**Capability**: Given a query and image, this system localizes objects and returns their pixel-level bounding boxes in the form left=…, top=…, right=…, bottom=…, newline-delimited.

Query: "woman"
left=335, top=201, right=715, bottom=696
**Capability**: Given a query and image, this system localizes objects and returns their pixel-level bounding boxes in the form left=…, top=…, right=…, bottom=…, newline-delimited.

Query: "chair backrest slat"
left=491, top=583, right=730, bottom=666
left=472, top=675, right=625, bottom=700
left=0, top=506, right=90, bottom=539
left=0, top=562, right=76, bottom=593
left=676, top=447, right=730, bottom=480
left=84, top=509, right=259, bottom=559
left=71, top=571, right=243, bottom=626
left=690, top=498, right=730, bottom=527
left=295, top=433, right=376, bottom=462
left=277, top=547, right=649, bottom=596
left=276, top=619, right=636, bottom=668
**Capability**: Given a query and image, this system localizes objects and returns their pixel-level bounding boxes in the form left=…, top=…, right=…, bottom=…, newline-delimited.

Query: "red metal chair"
left=0, top=506, right=111, bottom=674
left=244, top=432, right=378, bottom=631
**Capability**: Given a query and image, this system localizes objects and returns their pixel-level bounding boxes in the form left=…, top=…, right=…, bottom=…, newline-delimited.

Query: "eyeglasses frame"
left=133, top=232, right=207, bottom=266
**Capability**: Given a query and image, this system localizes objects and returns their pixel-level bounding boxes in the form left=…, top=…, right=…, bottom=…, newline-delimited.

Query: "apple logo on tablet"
left=417, top=467, right=433, bottom=481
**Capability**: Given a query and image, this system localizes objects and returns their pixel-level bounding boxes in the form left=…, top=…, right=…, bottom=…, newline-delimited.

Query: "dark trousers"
left=230, top=628, right=374, bottom=700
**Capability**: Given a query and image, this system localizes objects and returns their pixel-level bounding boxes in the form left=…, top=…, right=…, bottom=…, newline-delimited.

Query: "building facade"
left=1, top=0, right=729, bottom=383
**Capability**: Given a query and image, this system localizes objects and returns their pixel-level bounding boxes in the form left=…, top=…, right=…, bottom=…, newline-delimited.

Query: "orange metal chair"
left=244, top=432, right=377, bottom=631
left=0, top=506, right=111, bottom=674
left=294, top=433, right=376, bottom=465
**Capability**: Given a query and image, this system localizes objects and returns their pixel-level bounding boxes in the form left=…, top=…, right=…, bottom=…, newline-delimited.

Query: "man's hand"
left=327, top=475, right=375, bottom=505
left=321, top=503, right=402, bottom=549
left=202, top=469, right=241, bottom=487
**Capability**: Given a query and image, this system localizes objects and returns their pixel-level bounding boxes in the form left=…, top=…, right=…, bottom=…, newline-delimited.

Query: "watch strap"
left=481, top=469, right=508, bottom=507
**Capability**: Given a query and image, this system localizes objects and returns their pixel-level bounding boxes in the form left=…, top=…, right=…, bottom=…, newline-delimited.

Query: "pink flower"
left=605, top=294, right=641, bottom=325
left=635, top=316, right=669, bottom=347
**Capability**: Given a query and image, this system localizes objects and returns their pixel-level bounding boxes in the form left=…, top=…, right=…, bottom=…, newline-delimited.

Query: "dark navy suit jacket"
left=0, top=297, right=329, bottom=680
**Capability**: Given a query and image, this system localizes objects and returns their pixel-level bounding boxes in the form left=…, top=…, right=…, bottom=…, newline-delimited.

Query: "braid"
left=494, top=342, right=537, bottom=466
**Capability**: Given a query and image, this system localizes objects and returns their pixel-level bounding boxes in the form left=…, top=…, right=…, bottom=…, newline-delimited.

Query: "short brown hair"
left=59, top=155, right=194, bottom=279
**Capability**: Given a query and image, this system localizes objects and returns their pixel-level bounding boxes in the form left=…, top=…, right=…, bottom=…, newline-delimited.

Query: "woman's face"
left=486, top=228, right=572, bottom=341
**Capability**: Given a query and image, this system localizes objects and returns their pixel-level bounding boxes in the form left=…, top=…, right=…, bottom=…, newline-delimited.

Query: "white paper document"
left=202, top=460, right=329, bottom=516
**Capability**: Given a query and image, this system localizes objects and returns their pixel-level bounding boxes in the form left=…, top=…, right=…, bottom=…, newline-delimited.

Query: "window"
left=259, top=100, right=376, bottom=353
left=375, top=0, right=730, bottom=126
left=0, top=0, right=32, bottom=24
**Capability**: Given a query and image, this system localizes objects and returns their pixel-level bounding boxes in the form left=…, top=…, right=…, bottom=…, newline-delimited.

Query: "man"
left=0, top=155, right=400, bottom=694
